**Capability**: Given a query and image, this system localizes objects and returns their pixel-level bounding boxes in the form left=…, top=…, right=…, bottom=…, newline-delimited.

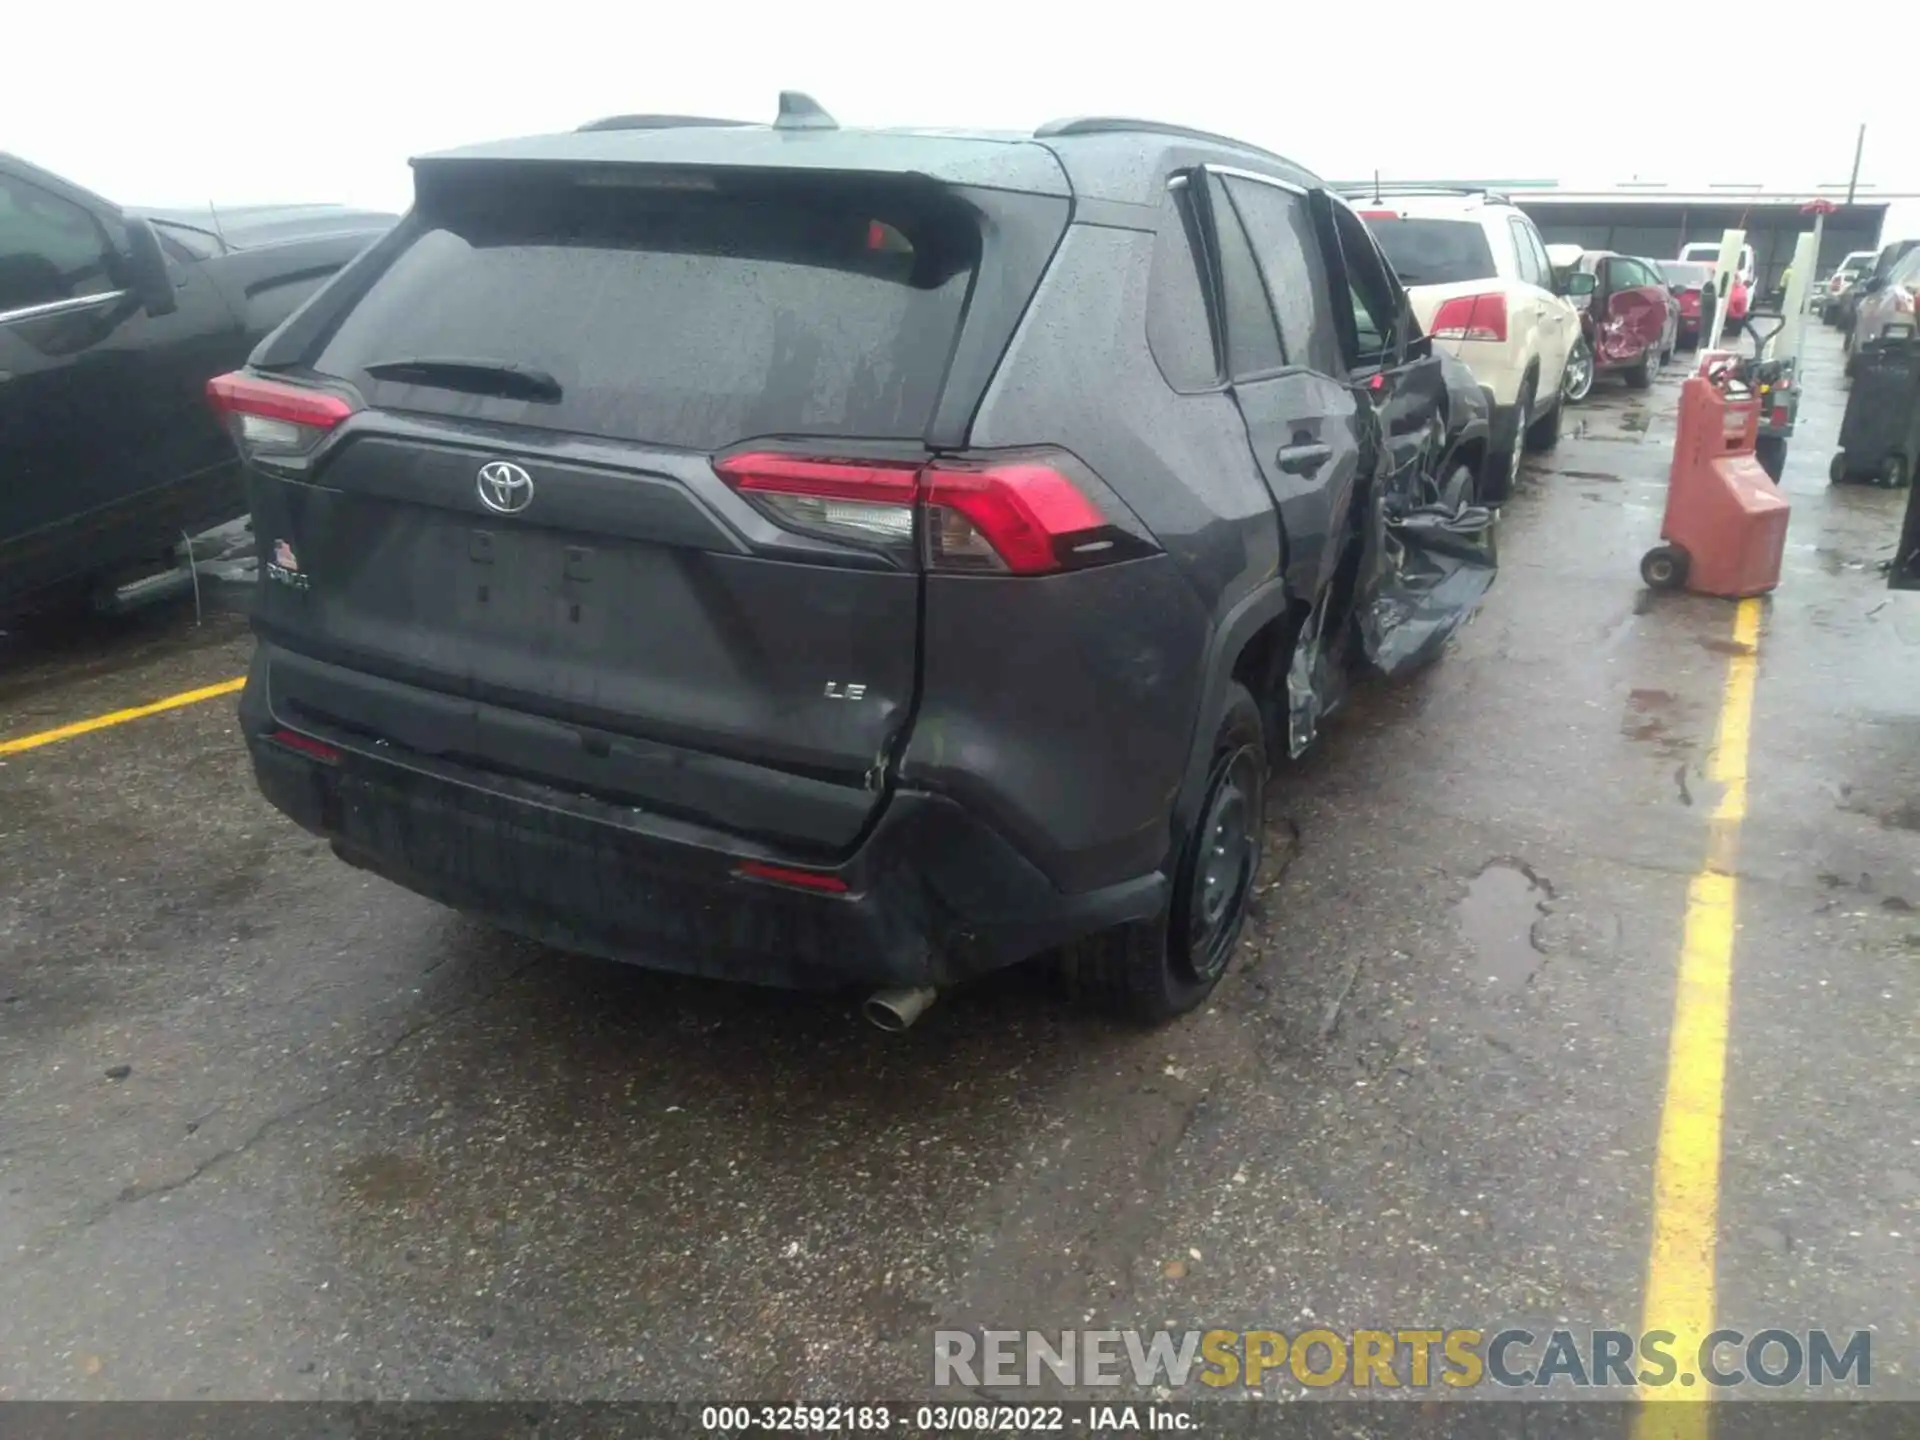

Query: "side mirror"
left=119, top=217, right=177, bottom=318
left=1564, top=272, right=1597, bottom=298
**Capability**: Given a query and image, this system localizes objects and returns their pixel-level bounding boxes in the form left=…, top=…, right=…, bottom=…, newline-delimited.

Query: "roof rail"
left=577, top=114, right=752, bottom=134
left=1342, top=185, right=1513, bottom=205
left=1033, top=116, right=1296, bottom=168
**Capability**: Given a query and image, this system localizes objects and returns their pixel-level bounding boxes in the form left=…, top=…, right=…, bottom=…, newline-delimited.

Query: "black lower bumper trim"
left=241, top=660, right=1165, bottom=991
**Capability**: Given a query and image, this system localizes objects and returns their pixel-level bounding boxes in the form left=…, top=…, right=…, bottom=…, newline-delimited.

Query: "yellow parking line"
left=0, top=677, right=246, bottom=758
left=1634, top=597, right=1762, bottom=1439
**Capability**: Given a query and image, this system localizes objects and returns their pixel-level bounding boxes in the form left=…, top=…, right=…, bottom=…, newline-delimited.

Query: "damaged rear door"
left=1198, top=168, right=1364, bottom=607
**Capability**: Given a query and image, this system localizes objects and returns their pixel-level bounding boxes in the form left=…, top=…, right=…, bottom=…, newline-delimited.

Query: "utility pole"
left=1846, top=124, right=1866, bottom=205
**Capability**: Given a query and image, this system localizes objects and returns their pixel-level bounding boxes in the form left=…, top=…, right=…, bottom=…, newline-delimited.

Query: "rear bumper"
left=239, top=655, right=1165, bottom=991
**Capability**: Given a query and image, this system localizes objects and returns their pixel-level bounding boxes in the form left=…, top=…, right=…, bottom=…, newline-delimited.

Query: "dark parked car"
left=0, top=154, right=393, bottom=621
left=216, top=98, right=1493, bottom=1028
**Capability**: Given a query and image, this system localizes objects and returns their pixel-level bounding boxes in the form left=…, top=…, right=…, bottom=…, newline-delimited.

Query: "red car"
left=1658, top=259, right=1750, bottom=344
left=1561, top=251, right=1679, bottom=396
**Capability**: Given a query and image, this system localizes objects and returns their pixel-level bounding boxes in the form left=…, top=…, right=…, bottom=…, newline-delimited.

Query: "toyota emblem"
left=476, top=460, right=534, bottom=515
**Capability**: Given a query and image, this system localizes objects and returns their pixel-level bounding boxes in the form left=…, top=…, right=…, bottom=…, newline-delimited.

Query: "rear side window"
left=1507, top=218, right=1545, bottom=288
left=1146, top=184, right=1220, bottom=392
left=1366, top=217, right=1497, bottom=286
left=1223, top=175, right=1340, bottom=376
left=1203, top=175, right=1284, bottom=379
left=310, top=176, right=978, bottom=450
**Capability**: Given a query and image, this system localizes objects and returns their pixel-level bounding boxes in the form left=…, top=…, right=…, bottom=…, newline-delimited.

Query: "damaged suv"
left=214, top=98, right=1494, bottom=1026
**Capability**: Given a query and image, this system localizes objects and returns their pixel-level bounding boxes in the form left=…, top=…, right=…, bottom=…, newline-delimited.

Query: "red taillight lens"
left=207, top=372, right=355, bottom=455
left=267, top=727, right=340, bottom=763
left=1770, top=405, right=1789, bottom=428
left=921, top=461, right=1109, bottom=575
left=735, top=859, right=849, bottom=894
left=1896, top=291, right=1916, bottom=315
left=716, top=451, right=1134, bottom=576
left=1428, top=292, right=1508, bottom=343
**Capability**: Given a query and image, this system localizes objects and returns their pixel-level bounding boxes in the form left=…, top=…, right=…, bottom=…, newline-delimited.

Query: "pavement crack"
left=53, top=953, right=542, bottom=1244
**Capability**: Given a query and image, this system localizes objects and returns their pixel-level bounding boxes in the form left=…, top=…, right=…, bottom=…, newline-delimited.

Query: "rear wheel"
left=1064, top=683, right=1266, bottom=1023
left=1830, top=452, right=1852, bottom=485
left=1882, top=454, right=1911, bottom=490
left=1485, top=375, right=1536, bottom=503
left=1627, top=348, right=1656, bottom=389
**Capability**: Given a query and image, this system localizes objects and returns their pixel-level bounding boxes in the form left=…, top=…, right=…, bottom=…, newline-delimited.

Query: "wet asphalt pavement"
left=1, top=326, right=1915, bottom=1404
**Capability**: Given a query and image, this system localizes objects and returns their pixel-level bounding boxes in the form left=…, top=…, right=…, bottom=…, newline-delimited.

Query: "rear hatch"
left=230, top=161, right=1015, bottom=855
left=1356, top=211, right=1502, bottom=335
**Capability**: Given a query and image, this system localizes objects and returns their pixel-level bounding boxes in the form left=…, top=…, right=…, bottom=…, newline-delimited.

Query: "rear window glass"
left=1361, top=218, right=1497, bottom=287
left=311, top=176, right=978, bottom=450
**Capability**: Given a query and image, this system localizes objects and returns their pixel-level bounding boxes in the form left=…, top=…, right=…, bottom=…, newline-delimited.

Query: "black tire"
left=1485, top=375, right=1535, bottom=503
left=1063, top=683, right=1267, bottom=1024
left=1754, top=434, right=1786, bottom=483
left=1883, top=455, right=1911, bottom=490
left=1640, top=545, right=1689, bottom=591
left=1627, top=349, right=1656, bottom=389
left=1525, top=395, right=1563, bottom=452
left=1830, top=452, right=1851, bottom=485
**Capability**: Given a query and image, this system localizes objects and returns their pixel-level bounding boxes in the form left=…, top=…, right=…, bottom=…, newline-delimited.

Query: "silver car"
left=1847, top=244, right=1920, bottom=376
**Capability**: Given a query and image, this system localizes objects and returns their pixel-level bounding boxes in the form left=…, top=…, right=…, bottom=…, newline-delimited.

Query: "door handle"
left=1277, top=441, right=1333, bottom=476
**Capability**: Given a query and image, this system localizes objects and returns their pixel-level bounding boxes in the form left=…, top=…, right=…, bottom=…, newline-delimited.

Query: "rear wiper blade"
left=363, top=357, right=563, bottom=403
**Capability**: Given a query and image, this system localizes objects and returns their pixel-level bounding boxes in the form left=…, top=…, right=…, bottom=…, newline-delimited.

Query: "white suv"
left=1357, top=191, right=1580, bottom=500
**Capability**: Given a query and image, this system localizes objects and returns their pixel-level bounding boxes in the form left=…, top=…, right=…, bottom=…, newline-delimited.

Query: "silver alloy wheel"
left=1563, top=340, right=1595, bottom=403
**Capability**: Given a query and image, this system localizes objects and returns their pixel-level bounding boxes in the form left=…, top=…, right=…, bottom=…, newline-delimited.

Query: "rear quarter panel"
left=905, top=221, right=1267, bottom=893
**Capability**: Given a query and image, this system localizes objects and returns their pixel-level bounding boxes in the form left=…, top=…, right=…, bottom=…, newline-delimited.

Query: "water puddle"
left=1456, top=860, right=1554, bottom=990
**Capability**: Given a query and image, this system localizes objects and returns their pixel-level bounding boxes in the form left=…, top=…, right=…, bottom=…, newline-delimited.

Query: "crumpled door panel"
left=1286, top=385, right=1497, bottom=756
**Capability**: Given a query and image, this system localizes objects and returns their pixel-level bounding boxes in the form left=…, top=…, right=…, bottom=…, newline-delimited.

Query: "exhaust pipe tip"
left=862, top=986, right=938, bottom=1033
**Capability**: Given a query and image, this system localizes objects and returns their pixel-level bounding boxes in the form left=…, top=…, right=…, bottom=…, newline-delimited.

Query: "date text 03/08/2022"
left=699, top=1404, right=1190, bottom=1432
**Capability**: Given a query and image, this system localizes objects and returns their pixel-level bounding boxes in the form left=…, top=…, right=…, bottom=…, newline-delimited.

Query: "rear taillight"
left=715, top=451, right=1143, bottom=576
left=1428, top=293, right=1508, bottom=343
left=207, top=372, right=355, bottom=456
left=1896, top=291, right=1916, bottom=315
left=713, top=454, right=919, bottom=549
left=1770, top=405, right=1789, bottom=429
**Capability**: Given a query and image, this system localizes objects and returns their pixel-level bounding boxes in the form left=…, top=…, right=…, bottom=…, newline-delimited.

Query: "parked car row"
left=0, top=153, right=396, bottom=623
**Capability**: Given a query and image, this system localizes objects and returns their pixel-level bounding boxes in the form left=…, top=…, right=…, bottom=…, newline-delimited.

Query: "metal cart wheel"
left=1640, top=544, right=1690, bottom=591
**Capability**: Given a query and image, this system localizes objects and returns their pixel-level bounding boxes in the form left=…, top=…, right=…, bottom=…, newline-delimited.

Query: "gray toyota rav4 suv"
left=213, top=96, right=1492, bottom=1027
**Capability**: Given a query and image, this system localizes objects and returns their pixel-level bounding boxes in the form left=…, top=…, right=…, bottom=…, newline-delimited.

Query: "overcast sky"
left=7, top=0, right=1909, bottom=213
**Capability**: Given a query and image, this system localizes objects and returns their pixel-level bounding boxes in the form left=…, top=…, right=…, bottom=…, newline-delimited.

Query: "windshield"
left=1361, top=217, right=1497, bottom=286
left=1659, top=261, right=1713, bottom=288
left=1892, top=249, right=1920, bottom=287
